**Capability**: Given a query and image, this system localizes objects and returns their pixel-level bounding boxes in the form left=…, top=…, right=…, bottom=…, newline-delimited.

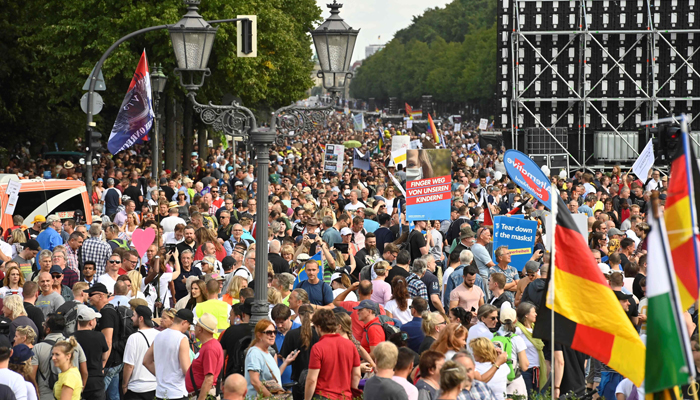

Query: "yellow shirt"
left=54, top=367, right=82, bottom=400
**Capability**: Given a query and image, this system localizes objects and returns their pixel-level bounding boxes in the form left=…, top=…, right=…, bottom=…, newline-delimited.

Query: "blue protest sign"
left=492, top=216, right=538, bottom=271
left=503, top=149, right=553, bottom=210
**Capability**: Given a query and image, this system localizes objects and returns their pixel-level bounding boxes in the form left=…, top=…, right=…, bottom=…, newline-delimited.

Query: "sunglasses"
left=51, top=274, right=62, bottom=278
left=109, top=260, right=121, bottom=264
left=262, top=330, right=276, bottom=336
left=487, top=316, right=498, bottom=321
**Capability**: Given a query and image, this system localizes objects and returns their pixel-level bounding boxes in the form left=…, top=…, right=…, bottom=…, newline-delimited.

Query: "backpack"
left=110, top=239, right=130, bottom=250
left=102, top=303, right=135, bottom=358
left=492, top=332, right=521, bottom=381
left=398, top=230, right=416, bottom=256
left=229, top=335, right=252, bottom=376
left=364, top=315, right=400, bottom=342
left=37, top=339, right=59, bottom=388
left=56, top=301, right=81, bottom=337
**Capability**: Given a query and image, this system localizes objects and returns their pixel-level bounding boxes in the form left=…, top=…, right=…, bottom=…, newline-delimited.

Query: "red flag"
left=405, top=103, right=413, bottom=116
left=483, top=203, right=494, bottom=226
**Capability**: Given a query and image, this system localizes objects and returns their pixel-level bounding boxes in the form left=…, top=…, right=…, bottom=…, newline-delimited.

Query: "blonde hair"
left=470, top=337, right=498, bottom=363
left=3, top=295, right=26, bottom=319
left=281, top=245, right=295, bottom=257
left=421, top=311, right=444, bottom=336
left=15, top=326, right=36, bottom=345
left=54, top=336, right=79, bottom=363
left=439, top=360, right=467, bottom=392
left=268, top=287, right=282, bottom=305
left=127, top=270, right=142, bottom=295
left=227, top=276, right=247, bottom=299
left=372, top=341, right=399, bottom=369
left=10, top=229, right=26, bottom=245
left=2, top=265, right=25, bottom=288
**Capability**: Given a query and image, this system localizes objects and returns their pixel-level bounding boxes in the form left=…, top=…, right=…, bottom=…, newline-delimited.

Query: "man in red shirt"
left=186, top=313, right=224, bottom=400
left=355, top=300, right=385, bottom=353
left=305, top=309, right=361, bottom=400
left=333, top=280, right=390, bottom=341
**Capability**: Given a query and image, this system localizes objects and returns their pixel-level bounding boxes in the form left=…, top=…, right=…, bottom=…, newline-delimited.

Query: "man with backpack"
left=87, top=282, right=134, bottom=400
left=219, top=298, right=253, bottom=378
left=356, top=300, right=385, bottom=353
left=31, top=313, right=88, bottom=400
left=55, top=282, right=90, bottom=338
left=73, top=305, right=109, bottom=400
left=122, top=306, right=160, bottom=400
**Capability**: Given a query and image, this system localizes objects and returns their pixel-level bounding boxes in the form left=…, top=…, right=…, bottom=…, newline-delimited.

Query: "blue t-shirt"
left=297, top=279, right=333, bottom=306
left=245, top=346, right=281, bottom=398
left=471, top=243, right=492, bottom=279
left=363, top=219, right=380, bottom=233
left=322, top=228, right=342, bottom=249
left=276, top=321, right=301, bottom=384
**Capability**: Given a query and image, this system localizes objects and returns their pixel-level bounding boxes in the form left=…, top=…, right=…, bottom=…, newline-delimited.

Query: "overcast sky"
left=314, top=0, right=453, bottom=63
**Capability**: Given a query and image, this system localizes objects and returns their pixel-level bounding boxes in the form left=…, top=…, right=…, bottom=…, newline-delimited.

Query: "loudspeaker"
left=389, top=97, right=398, bottom=115
left=422, top=95, right=433, bottom=119
left=524, top=127, right=568, bottom=154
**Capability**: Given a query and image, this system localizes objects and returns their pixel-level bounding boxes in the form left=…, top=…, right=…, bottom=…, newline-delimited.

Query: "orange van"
left=0, top=174, right=93, bottom=231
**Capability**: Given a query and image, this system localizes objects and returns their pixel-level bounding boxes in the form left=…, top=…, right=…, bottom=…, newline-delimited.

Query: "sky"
left=314, top=0, right=453, bottom=63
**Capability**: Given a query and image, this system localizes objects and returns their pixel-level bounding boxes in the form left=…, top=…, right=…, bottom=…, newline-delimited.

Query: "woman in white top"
left=470, top=337, right=510, bottom=400
left=468, top=304, right=498, bottom=342
left=515, top=301, right=548, bottom=396
left=331, top=272, right=357, bottom=302
left=0, top=263, right=24, bottom=298
left=384, top=276, right=413, bottom=324
left=496, top=307, right=529, bottom=398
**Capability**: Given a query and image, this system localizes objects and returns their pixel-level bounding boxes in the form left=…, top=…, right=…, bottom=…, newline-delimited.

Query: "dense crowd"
left=0, top=114, right=680, bottom=400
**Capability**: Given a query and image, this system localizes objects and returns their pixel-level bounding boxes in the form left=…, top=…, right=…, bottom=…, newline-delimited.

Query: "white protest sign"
left=632, top=139, right=654, bottom=181
left=323, top=144, right=345, bottom=173
left=392, top=135, right=411, bottom=152
left=479, top=118, right=488, bottom=130
left=388, top=172, right=406, bottom=196
left=391, top=149, right=407, bottom=169
left=454, top=123, right=461, bottom=132
left=4, top=179, right=21, bottom=215
left=406, top=119, right=413, bottom=129
left=410, top=139, right=422, bottom=149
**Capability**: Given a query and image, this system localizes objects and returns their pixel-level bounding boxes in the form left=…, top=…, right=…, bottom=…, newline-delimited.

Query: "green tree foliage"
left=1, top=0, right=321, bottom=148
left=350, top=0, right=497, bottom=107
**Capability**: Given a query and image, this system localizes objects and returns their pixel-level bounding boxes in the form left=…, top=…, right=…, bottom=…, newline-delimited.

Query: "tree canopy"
left=349, top=0, right=497, bottom=107
left=0, top=0, right=321, bottom=149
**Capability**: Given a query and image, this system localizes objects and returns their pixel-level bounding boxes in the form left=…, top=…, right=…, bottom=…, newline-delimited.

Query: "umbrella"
left=343, top=140, right=362, bottom=148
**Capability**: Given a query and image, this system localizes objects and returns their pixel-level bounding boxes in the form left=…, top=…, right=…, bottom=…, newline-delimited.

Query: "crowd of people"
left=0, top=113, right=681, bottom=400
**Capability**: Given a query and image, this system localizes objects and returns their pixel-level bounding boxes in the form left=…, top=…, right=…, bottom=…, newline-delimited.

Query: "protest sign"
left=492, top=216, right=538, bottom=271
left=392, top=135, right=411, bottom=152
left=406, top=119, right=413, bottom=129
left=632, top=139, right=654, bottom=181
left=504, top=149, right=553, bottom=210
left=479, top=118, right=488, bottom=130
left=352, top=113, right=365, bottom=131
left=353, top=148, right=371, bottom=171
left=391, top=149, right=407, bottom=169
left=410, top=139, right=422, bottom=149
left=323, top=144, right=345, bottom=173
left=4, top=180, right=20, bottom=215
left=454, top=123, right=461, bottom=132
left=405, top=149, right=452, bottom=221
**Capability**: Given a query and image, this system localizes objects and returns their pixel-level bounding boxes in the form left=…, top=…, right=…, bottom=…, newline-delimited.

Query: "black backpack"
left=37, top=339, right=59, bottom=389
left=55, top=301, right=81, bottom=337
left=229, top=335, right=252, bottom=376
left=102, top=303, right=135, bottom=358
left=364, top=315, right=400, bottom=342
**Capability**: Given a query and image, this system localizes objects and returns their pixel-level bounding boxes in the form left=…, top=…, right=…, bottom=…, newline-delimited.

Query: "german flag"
left=533, top=198, right=646, bottom=386
left=405, top=103, right=413, bottom=119
left=665, top=131, right=700, bottom=310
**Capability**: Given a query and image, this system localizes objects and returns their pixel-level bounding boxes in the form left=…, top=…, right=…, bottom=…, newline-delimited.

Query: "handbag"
left=260, top=350, right=292, bottom=400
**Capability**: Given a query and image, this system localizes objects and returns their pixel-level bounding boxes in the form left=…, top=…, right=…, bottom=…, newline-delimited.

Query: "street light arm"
left=207, top=18, right=250, bottom=25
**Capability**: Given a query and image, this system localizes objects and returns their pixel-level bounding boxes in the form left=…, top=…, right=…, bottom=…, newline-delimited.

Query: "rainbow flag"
left=428, top=113, right=440, bottom=144
left=665, top=131, right=700, bottom=310
left=293, top=251, right=323, bottom=289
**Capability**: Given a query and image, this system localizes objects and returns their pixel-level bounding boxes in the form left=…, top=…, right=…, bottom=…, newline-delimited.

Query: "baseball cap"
left=84, top=283, right=109, bottom=295
left=134, top=305, right=154, bottom=326
left=524, top=261, right=540, bottom=273
left=175, top=309, right=195, bottom=325
left=129, top=298, right=148, bottom=308
left=333, top=307, right=351, bottom=316
left=77, top=305, right=102, bottom=321
left=340, top=227, right=353, bottom=236
left=598, top=263, right=612, bottom=275
left=500, top=307, right=517, bottom=324
left=353, top=300, right=379, bottom=314
left=9, top=344, right=33, bottom=363
left=49, top=265, right=63, bottom=275
left=608, top=228, right=624, bottom=237
left=614, top=290, right=633, bottom=301
left=31, top=215, right=46, bottom=224
left=21, top=240, right=40, bottom=251
left=297, top=253, right=311, bottom=263
left=197, top=313, right=218, bottom=334
left=222, top=256, right=236, bottom=272
left=330, top=272, right=342, bottom=282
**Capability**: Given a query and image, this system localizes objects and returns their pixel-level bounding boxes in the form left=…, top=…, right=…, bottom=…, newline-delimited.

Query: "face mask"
left=406, top=167, right=423, bottom=181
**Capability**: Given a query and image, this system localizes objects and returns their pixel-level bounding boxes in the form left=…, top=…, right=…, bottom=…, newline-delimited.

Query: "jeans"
left=522, top=367, right=541, bottom=399
left=104, top=364, right=124, bottom=400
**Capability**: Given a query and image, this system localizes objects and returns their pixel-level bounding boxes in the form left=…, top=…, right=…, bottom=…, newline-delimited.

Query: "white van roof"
left=0, top=174, right=20, bottom=184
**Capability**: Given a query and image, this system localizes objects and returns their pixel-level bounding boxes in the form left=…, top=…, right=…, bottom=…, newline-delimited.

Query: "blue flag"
left=108, top=50, right=154, bottom=154
left=293, top=251, right=323, bottom=289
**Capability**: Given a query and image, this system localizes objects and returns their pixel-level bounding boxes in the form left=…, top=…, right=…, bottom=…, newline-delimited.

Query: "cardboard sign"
left=492, top=216, right=538, bottom=271
left=479, top=118, right=488, bottom=130
left=323, top=144, right=345, bottom=173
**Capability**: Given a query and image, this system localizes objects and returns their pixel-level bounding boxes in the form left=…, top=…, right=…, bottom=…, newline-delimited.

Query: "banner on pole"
left=405, top=149, right=452, bottom=221
left=632, top=139, right=655, bottom=180
left=352, top=113, right=366, bottom=131
left=504, top=149, right=554, bottom=210
left=492, top=216, right=537, bottom=271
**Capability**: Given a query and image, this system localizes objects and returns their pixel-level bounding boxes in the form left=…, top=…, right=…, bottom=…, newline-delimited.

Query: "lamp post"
left=150, top=64, right=167, bottom=180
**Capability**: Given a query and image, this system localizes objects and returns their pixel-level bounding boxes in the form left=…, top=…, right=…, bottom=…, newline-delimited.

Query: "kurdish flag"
left=665, top=130, right=700, bottom=310
left=646, top=194, right=695, bottom=395
left=293, top=251, right=323, bottom=289
left=427, top=113, right=440, bottom=144
left=534, top=198, right=646, bottom=386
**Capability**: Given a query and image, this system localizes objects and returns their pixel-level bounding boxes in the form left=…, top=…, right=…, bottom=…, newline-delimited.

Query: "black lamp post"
left=149, top=64, right=167, bottom=180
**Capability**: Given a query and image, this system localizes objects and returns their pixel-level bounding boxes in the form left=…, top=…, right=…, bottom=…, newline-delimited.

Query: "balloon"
left=466, top=158, right=474, bottom=167
left=494, top=171, right=503, bottom=181
left=541, top=165, right=550, bottom=176
left=559, top=169, right=567, bottom=179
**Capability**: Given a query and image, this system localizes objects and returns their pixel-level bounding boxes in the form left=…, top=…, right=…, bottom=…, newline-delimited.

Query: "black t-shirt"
left=420, top=271, right=441, bottom=311
left=374, top=227, right=396, bottom=254
left=174, top=267, right=203, bottom=301
left=555, top=343, right=587, bottom=398
left=23, top=302, right=45, bottom=341
left=279, top=325, right=320, bottom=382
left=220, top=323, right=250, bottom=377
left=632, top=273, right=645, bottom=301
left=268, top=253, right=290, bottom=275
left=96, top=306, right=121, bottom=367
left=73, top=330, right=109, bottom=393
left=161, top=185, right=175, bottom=203
left=103, top=188, right=121, bottom=216
left=386, top=265, right=410, bottom=285
left=408, top=230, right=426, bottom=263
left=123, top=186, right=142, bottom=210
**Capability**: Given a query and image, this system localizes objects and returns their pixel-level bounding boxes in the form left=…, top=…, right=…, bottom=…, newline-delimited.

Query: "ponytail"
left=54, top=336, right=79, bottom=362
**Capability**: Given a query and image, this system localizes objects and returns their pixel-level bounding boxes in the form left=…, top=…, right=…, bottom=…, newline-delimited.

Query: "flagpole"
left=549, top=182, right=557, bottom=395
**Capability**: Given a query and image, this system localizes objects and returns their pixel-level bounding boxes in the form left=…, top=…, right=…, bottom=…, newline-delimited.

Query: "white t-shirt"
left=160, top=216, right=187, bottom=234
left=344, top=201, right=364, bottom=212
left=142, top=273, right=174, bottom=312
left=0, top=241, right=12, bottom=261
left=152, top=328, right=188, bottom=398
left=163, top=232, right=184, bottom=245
left=333, top=288, right=357, bottom=302
left=616, top=378, right=645, bottom=399
left=475, top=361, right=509, bottom=400
left=0, top=368, right=28, bottom=400
left=468, top=321, right=493, bottom=343
left=123, top=328, right=161, bottom=392
left=97, top=273, right=118, bottom=294
left=233, top=267, right=253, bottom=283
left=0, top=287, right=22, bottom=299
left=385, top=298, right=413, bottom=324
left=515, top=327, right=539, bottom=368
left=25, top=381, right=37, bottom=400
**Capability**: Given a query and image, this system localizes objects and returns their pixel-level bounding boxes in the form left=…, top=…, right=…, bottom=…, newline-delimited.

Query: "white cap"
left=77, top=305, right=102, bottom=321
left=340, top=227, right=353, bottom=236
left=331, top=272, right=342, bottom=282
left=598, top=263, right=612, bottom=275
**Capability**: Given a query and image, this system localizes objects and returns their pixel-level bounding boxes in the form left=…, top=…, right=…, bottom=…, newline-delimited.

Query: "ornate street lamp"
left=311, top=0, right=359, bottom=95
left=168, top=0, right=218, bottom=91
left=149, top=65, right=167, bottom=179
